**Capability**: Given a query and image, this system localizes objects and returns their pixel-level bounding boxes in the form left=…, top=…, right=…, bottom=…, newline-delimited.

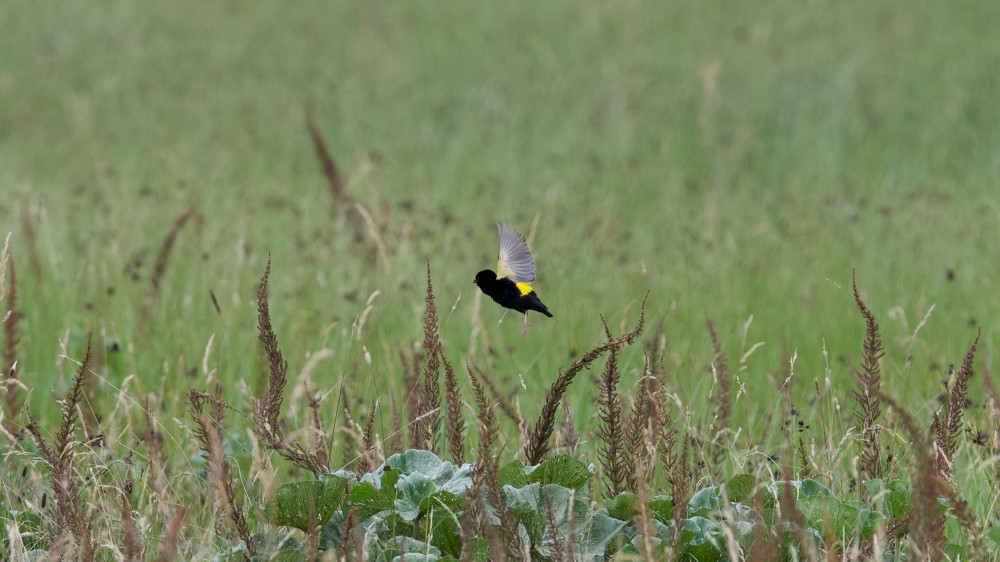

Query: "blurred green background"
left=1, top=0, right=999, bottom=440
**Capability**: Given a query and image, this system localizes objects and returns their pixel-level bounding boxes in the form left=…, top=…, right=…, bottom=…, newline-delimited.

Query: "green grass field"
left=2, top=1, right=1000, bottom=560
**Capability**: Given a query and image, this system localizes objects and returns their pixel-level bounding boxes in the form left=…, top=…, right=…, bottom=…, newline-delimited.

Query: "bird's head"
left=474, top=270, right=497, bottom=285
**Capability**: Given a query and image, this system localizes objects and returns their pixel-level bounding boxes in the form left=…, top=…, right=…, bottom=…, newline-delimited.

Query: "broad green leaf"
left=688, top=486, right=721, bottom=517
left=347, top=481, right=395, bottom=517
left=724, top=474, right=755, bottom=504
left=264, top=475, right=348, bottom=532
left=397, top=472, right=436, bottom=521
left=2, top=510, right=48, bottom=551
left=386, top=449, right=447, bottom=475
left=987, top=522, right=1000, bottom=546
left=429, top=506, right=463, bottom=558
left=498, top=461, right=528, bottom=488
left=374, top=535, right=441, bottom=562
left=606, top=492, right=638, bottom=520
left=797, top=479, right=834, bottom=497
left=649, top=495, right=674, bottom=524
left=680, top=516, right=723, bottom=562
left=525, top=454, right=591, bottom=489
left=505, top=483, right=627, bottom=560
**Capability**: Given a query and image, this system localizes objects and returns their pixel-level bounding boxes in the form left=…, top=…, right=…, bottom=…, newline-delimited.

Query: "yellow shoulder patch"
left=515, top=282, right=533, bottom=296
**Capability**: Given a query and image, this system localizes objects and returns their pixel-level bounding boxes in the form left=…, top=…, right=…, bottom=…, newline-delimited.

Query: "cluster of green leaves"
left=203, top=449, right=1000, bottom=561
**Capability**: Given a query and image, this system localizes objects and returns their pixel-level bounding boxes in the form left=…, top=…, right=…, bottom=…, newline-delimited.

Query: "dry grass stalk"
left=341, top=506, right=361, bottom=560
left=560, top=401, right=579, bottom=457
left=19, top=209, right=43, bottom=279
left=3, top=253, right=21, bottom=431
left=155, top=507, right=187, bottom=562
left=358, top=398, right=379, bottom=476
left=307, top=387, right=329, bottom=471
left=306, top=110, right=367, bottom=242
left=148, top=207, right=195, bottom=301
left=705, top=316, right=732, bottom=427
left=778, top=463, right=820, bottom=562
left=623, top=366, right=652, bottom=491
left=526, top=294, right=648, bottom=465
left=253, top=256, right=328, bottom=476
left=542, top=487, right=569, bottom=562
left=474, top=363, right=520, bottom=424
left=878, top=391, right=947, bottom=559
left=596, top=316, right=628, bottom=498
left=413, top=263, right=442, bottom=452
left=400, top=346, right=421, bottom=443
left=668, top=434, right=691, bottom=551
left=469, top=365, right=522, bottom=560
left=120, top=455, right=144, bottom=561
left=797, top=435, right=814, bottom=479
left=745, top=491, right=780, bottom=562
left=441, top=349, right=466, bottom=464
left=188, top=389, right=255, bottom=559
left=851, top=272, right=886, bottom=491
left=932, top=329, right=979, bottom=477
left=632, top=460, right=657, bottom=559
left=141, top=398, right=171, bottom=519
left=24, top=334, right=95, bottom=559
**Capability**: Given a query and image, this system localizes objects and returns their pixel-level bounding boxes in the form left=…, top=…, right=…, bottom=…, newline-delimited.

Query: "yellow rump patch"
left=515, top=282, right=533, bottom=296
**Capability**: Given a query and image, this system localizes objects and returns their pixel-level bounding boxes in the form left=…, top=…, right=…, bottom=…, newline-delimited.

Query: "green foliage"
left=239, top=452, right=957, bottom=561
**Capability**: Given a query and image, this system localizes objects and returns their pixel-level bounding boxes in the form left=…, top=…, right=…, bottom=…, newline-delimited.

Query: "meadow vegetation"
left=2, top=1, right=1000, bottom=560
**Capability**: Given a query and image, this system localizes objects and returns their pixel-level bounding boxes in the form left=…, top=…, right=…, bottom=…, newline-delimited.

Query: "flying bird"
left=474, top=223, right=553, bottom=331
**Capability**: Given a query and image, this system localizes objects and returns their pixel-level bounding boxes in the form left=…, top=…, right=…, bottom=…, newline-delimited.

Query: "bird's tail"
left=531, top=298, right=553, bottom=318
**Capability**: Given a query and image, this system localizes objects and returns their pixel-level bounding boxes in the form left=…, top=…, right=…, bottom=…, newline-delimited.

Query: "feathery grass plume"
left=851, top=271, right=886, bottom=491
left=340, top=506, right=361, bottom=560
left=542, top=488, right=570, bottom=562
left=156, top=507, right=186, bottom=562
left=469, top=364, right=521, bottom=560
left=632, top=459, right=657, bottom=559
left=458, top=493, right=479, bottom=562
left=339, top=382, right=361, bottom=467
left=597, top=316, right=628, bottom=498
left=141, top=398, right=171, bottom=520
left=3, top=251, right=21, bottom=430
left=777, top=463, right=820, bottom=562
left=474, top=363, right=520, bottom=424
left=119, top=455, right=143, bottom=561
left=358, top=398, right=379, bottom=477
left=441, top=349, right=466, bottom=464
left=24, top=334, right=94, bottom=559
left=19, top=209, right=42, bottom=280
left=253, top=256, right=328, bottom=476
left=389, top=393, right=405, bottom=454
left=932, top=329, right=980, bottom=477
left=878, top=391, right=947, bottom=558
left=188, top=389, right=255, bottom=559
left=623, top=366, right=651, bottom=492
left=982, top=362, right=1000, bottom=486
left=307, top=387, right=329, bottom=472
left=400, top=346, right=421, bottom=443
left=797, top=435, right=814, bottom=479
left=148, top=207, right=195, bottom=302
left=413, top=263, right=442, bottom=452
left=560, top=401, right=579, bottom=457
left=705, top=316, right=732, bottom=427
left=306, top=110, right=364, bottom=237
left=526, top=294, right=647, bottom=465
left=745, top=489, right=780, bottom=562
left=668, top=434, right=692, bottom=551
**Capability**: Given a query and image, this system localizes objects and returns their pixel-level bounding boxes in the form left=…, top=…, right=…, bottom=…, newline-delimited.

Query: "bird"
left=474, top=223, right=553, bottom=331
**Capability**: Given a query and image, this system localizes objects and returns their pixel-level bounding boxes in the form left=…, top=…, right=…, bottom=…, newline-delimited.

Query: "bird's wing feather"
left=496, top=223, right=536, bottom=283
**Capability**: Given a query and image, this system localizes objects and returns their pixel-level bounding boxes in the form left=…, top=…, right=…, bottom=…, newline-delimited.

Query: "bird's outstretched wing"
left=496, top=223, right=536, bottom=283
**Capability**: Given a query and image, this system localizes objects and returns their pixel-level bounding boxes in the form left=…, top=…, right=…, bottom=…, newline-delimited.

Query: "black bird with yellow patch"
left=474, top=224, right=553, bottom=326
